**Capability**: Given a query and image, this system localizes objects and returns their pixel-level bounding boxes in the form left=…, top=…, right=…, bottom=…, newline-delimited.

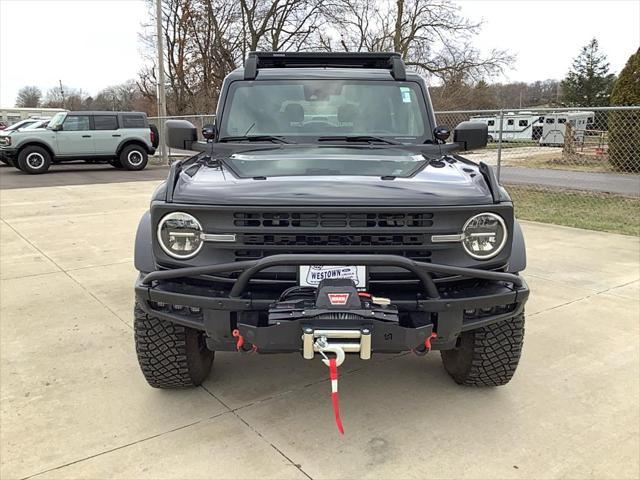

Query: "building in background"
left=0, top=107, right=67, bottom=125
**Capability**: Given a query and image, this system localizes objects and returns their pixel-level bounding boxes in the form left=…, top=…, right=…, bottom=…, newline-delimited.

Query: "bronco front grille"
left=235, top=249, right=433, bottom=262
left=240, top=233, right=426, bottom=246
left=233, top=211, right=434, bottom=228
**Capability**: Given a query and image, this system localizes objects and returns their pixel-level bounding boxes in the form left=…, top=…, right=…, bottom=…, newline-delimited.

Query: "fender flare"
left=507, top=219, right=527, bottom=273
left=134, top=210, right=156, bottom=273
left=17, top=141, right=56, bottom=160
left=116, top=138, right=152, bottom=156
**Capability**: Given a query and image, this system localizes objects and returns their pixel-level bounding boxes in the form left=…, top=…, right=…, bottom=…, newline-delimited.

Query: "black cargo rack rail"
left=141, top=254, right=524, bottom=300
left=244, top=51, right=407, bottom=81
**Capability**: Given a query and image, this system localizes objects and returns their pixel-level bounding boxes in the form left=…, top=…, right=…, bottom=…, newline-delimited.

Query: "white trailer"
left=471, top=112, right=545, bottom=142
left=538, top=111, right=595, bottom=146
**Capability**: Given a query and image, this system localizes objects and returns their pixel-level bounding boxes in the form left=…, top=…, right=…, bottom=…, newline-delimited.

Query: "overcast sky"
left=1, top=0, right=639, bottom=107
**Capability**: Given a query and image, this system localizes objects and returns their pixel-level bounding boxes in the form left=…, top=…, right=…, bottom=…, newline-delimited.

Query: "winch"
left=267, top=278, right=399, bottom=363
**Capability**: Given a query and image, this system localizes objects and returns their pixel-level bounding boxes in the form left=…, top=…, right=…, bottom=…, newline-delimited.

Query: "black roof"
left=66, top=111, right=147, bottom=116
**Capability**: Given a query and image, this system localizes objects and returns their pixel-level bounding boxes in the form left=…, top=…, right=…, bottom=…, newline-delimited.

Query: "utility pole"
left=59, top=80, right=65, bottom=109
left=155, top=0, right=168, bottom=164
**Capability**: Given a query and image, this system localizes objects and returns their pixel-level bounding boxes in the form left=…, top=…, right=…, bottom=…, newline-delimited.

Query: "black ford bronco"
left=134, top=52, right=529, bottom=390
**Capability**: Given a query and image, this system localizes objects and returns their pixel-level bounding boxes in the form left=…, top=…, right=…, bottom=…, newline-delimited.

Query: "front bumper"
left=0, top=148, right=17, bottom=166
left=135, top=254, right=529, bottom=353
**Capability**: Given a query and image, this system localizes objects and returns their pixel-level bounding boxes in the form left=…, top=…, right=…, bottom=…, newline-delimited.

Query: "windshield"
left=47, top=112, right=66, bottom=129
left=220, top=80, right=430, bottom=143
left=6, top=120, right=34, bottom=131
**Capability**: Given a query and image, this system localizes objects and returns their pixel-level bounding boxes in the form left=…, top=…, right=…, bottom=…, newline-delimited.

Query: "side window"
left=487, top=120, right=495, bottom=126
left=63, top=115, right=90, bottom=131
left=93, top=115, right=118, bottom=130
left=507, top=119, right=514, bottom=126
left=546, top=118, right=555, bottom=124
left=557, top=118, right=566, bottom=124
left=518, top=120, right=528, bottom=127
left=122, top=114, right=146, bottom=128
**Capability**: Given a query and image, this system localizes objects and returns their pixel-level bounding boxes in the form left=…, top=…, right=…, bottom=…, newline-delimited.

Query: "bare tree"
left=42, top=85, right=87, bottom=109
left=328, top=0, right=513, bottom=82
left=15, top=86, right=42, bottom=108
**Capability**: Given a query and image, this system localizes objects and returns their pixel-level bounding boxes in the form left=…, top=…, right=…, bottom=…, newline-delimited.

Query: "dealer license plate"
left=299, top=265, right=366, bottom=288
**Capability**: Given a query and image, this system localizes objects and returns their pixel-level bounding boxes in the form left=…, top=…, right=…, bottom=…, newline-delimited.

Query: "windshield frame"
left=47, top=112, right=67, bottom=130
left=218, top=79, right=434, bottom=145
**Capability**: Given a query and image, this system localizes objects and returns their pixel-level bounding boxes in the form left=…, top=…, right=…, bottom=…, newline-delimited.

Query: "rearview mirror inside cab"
left=453, top=121, right=488, bottom=151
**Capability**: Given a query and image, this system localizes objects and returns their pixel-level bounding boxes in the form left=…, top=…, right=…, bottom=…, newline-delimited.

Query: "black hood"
left=171, top=145, right=494, bottom=206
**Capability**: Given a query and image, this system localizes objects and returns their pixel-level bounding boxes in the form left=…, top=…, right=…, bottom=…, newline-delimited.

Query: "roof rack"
left=243, top=51, right=406, bottom=81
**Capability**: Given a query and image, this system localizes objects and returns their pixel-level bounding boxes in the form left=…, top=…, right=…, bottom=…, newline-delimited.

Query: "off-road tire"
left=134, top=303, right=214, bottom=388
left=119, top=144, right=148, bottom=171
left=441, top=313, right=525, bottom=386
left=17, top=146, right=51, bottom=174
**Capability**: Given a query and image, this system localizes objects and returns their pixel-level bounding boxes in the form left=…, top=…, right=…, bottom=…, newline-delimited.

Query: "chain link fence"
left=150, top=107, right=639, bottom=235
left=435, top=106, right=640, bottom=236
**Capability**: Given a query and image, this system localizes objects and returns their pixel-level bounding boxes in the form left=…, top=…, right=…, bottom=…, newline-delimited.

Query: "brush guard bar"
left=141, top=254, right=524, bottom=300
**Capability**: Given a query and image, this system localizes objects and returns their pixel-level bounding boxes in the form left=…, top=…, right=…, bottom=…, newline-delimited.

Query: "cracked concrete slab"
left=67, top=261, right=138, bottom=326
left=0, top=221, right=60, bottom=280
left=0, top=273, right=226, bottom=479
left=29, top=413, right=307, bottom=480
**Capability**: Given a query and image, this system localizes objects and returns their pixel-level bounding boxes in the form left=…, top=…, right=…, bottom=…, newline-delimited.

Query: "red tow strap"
left=232, top=329, right=244, bottom=350
left=425, top=332, right=438, bottom=352
left=328, top=358, right=345, bottom=435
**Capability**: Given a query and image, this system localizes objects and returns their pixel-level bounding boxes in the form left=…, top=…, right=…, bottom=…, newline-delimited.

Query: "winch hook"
left=315, top=336, right=346, bottom=367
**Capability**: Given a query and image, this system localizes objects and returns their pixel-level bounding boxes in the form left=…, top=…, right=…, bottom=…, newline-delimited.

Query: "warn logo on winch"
left=327, top=293, right=350, bottom=305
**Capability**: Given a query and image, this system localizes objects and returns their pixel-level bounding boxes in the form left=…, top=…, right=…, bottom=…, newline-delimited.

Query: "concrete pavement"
left=0, top=180, right=638, bottom=479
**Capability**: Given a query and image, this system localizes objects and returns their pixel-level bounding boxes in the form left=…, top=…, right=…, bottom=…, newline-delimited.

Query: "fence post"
left=496, top=109, right=504, bottom=183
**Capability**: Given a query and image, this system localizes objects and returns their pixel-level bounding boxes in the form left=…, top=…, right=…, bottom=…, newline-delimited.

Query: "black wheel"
left=441, top=313, right=525, bottom=386
left=17, top=146, right=51, bottom=174
left=134, top=303, right=214, bottom=388
left=119, top=144, right=148, bottom=171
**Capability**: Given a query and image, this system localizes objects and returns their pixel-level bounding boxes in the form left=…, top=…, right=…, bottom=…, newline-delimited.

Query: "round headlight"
left=462, top=213, right=507, bottom=260
left=157, top=212, right=203, bottom=259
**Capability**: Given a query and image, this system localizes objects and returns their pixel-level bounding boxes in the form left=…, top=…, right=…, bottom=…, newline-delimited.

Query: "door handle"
left=112, top=134, right=121, bottom=137
left=82, top=135, right=91, bottom=138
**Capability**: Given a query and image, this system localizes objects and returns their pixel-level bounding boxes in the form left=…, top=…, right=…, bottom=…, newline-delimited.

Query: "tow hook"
left=232, top=329, right=257, bottom=353
left=315, top=336, right=346, bottom=434
left=412, top=332, right=438, bottom=356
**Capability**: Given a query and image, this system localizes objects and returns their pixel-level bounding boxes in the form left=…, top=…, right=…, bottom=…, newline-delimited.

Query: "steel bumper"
left=135, top=254, right=529, bottom=352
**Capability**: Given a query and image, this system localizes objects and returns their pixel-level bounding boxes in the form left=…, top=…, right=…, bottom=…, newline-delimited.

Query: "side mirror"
left=202, top=123, right=217, bottom=141
left=166, top=119, right=197, bottom=150
left=52, top=124, right=62, bottom=131
left=433, top=126, right=450, bottom=143
left=453, top=121, right=488, bottom=151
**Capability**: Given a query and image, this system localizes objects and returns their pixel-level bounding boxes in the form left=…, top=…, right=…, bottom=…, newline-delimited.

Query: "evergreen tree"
left=609, top=48, right=640, bottom=172
left=561, top=38, right=616, bottom=106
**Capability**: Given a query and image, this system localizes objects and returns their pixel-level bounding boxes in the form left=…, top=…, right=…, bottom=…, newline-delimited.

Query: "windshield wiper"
left=218, top=135, right=294, bottom=144
left=317, top=135, right=402, bottom=145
